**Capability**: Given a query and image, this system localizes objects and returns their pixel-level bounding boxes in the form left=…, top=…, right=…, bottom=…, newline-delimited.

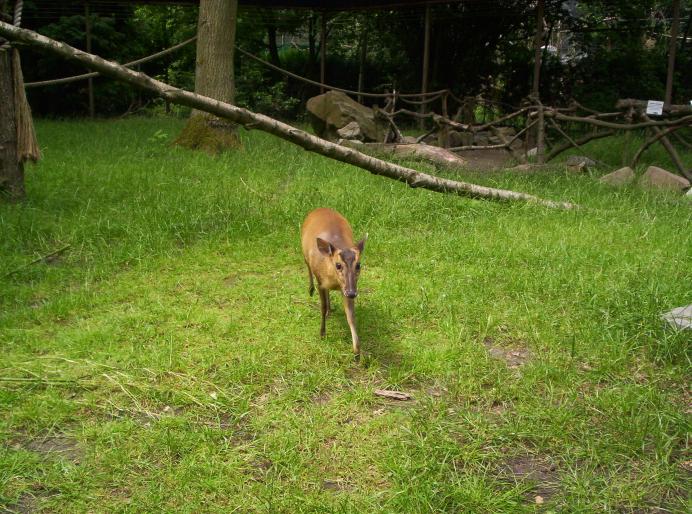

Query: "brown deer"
left=301, top=208, right=367, bottom=356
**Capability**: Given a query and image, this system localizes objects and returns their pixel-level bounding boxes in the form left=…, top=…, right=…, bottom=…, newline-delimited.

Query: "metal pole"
left=419, top=3, right=430, bottom=130
left=85, top=1, right=94, bottom=118
left=531, top=0, right=544, bottom=96
left=357, top=22, right=367, bottom=104
left=665, top=0, right=680, bottom=105
left=320, top=11, right=326, bottom=94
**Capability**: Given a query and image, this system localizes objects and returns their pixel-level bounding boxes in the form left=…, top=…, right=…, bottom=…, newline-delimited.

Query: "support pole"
left=357, top=21, right=367, bottom=104
left=665, top=0, right=680, bottom=105
left=531, top=0, right=544, bottom=96
left=85, top=1, right=94, bottom=118
left=320, top=10, right=326, bottom=94
left=419, top=3, right=431, bottom=130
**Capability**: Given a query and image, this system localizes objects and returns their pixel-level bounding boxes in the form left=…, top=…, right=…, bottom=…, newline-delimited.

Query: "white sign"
left=646, top=100, right=664, bottom=116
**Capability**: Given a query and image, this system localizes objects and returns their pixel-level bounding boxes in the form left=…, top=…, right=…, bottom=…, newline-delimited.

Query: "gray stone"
left=599, top=167, right=635, bottom=186
left=686, top=188, right=692, bottom=199
left=448, top=130, right=473, bottom=148
left=307, top=90, right=388, bottom=143
left=661, top=305, right=692, bottom=330
left=567, top=163, right=587, bottom=173
left=494, top=126, right=517, bottom=138
left=638, top=166, right=691, bottom=192
left=566, top=155, right=597, bottom=167
left=473, top=131, right=490, bottom=146
left=337, top=121, right=363, bottom=140
left=400, top=135, right=418, bottom=144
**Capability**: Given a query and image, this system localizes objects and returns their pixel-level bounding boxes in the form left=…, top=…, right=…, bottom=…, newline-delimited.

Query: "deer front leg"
left=319, top=288, right=328, bottom=338
left=343, top=296, right=360, bottom=356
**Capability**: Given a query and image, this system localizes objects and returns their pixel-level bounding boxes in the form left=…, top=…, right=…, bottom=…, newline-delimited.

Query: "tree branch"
left=0, top=22, right=577, bottom=209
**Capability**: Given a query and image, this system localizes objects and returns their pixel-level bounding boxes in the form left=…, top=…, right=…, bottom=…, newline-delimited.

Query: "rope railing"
left=25, top=35, right=198, bottom=87
left=0, top=0, right=22, bottom=51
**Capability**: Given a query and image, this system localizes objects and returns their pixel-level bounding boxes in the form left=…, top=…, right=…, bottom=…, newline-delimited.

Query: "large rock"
left=599, top=166, right=635, bottom=186
left=473, top=131, right=490, bottom=146
left=448, top=130, right=473, bottom=148
left=638, top=166, right=690, bottom=192
left=306, top=91, right=387, bottom=142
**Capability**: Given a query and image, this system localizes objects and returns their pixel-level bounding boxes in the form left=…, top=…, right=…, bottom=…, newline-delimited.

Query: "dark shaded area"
left=12, top=0, right=692, bottom=117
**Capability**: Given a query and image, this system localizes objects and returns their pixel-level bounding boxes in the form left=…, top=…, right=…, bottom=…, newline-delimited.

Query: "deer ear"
left=316, top=238, right=334, bottom=256
left=356, top=233, right=368, bottom=253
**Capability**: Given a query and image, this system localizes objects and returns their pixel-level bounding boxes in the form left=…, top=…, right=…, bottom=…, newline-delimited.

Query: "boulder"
left=473, top=131, right=490, bottom=146
left=400, top=136, right=418, bottom=144
left=448, top=131, right=473, bottom=148
left=307, top=90, right=387, bottom=143
left=494, top=126, right=516, bottom=138
left=638, top=166, right=690, bottom=192
left=599, top=166, right=635, bottom=186
left=566, top=155, right=596, bottom=167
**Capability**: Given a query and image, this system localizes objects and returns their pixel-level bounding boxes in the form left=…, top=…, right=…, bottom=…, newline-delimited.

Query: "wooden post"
left=437, top=92, right=449, bottom=148
left=536, top=100, right=545, bottom=164
left=531, top=0, right=544, bottom=96
left=419, top=3, right=431, bottom=130
left=357, top=22, right=367, bottom=104
left=665, top=0, right=680, bottom=105
left=85, top=1, right=94, bottom=118
left=320, top=11, right=326, bottom=94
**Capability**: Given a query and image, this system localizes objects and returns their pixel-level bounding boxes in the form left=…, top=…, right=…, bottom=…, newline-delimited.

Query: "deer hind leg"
left=319, top=288, right=328, bottom=338
left=306, top=264, right=315, bottom=297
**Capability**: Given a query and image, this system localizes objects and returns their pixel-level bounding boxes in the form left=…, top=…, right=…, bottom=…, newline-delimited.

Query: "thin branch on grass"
left=3, top=244, right=71, bottom=278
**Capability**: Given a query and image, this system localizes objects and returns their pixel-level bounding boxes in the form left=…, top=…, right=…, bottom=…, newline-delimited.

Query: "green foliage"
left=0, top=118, right=690, bottom=511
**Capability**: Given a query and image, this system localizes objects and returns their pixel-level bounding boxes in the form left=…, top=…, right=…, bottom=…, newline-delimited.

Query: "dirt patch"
left=11, top=434, right=83, bottom=464
left=3, top=486, right=57, bottom=514
left=484, top=337, right=531, bottom=369
left=321, top=479, right=351, bottom=492
left=501, top=454, right=559, bottom=501
left=311, top=391, right=332, bottom=406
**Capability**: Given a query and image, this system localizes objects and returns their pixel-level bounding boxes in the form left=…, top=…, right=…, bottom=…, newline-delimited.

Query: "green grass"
left=1, top=117, right=690, bottom=512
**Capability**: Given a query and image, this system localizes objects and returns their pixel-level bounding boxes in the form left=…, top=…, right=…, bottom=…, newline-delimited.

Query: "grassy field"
left=1, top=117, right=690, bottom=512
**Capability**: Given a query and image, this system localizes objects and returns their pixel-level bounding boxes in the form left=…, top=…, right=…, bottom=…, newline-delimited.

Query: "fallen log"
left=341, top=141, right=467, bottom=170
left=0, top=22, right=577, bottom=209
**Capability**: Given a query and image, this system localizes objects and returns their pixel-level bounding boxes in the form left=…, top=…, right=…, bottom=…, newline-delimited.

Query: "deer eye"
left=356, top=263, right=361, bottom=270
left=335, top=263, right=342, bottom=270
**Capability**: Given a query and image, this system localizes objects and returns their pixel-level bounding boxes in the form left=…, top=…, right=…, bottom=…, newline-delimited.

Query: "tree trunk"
left=176, top=0, right=240, bottom=153
left=0, top=47, right=24, bottom=200
left=266, top=12, right=280, bottom=67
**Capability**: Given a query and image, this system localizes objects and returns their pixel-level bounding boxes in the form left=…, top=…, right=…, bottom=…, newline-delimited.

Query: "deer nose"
left=345, top=290, right=358, bottom=298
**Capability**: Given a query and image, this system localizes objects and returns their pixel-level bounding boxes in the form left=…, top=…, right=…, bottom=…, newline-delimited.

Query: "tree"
left=1, top=0, right=39, bottom=200
left=175, top=0, right=240, bottom=153
left=0, top=32, right=24, bottom=199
